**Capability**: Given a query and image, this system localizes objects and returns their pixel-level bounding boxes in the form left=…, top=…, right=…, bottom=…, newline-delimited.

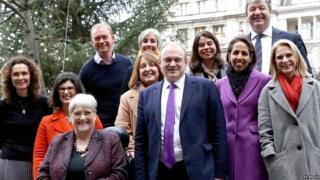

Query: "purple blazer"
left=37, top=129, right=127, bottom=180
left=216, top=69, right=270, bottom=180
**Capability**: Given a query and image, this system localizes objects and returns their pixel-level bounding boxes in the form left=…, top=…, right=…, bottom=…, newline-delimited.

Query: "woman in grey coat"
left=258, top=39, right=320, bottom=180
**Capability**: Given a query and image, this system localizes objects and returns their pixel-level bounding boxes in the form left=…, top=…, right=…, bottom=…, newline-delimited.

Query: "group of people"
left=0, top=0, right=320, bottom=180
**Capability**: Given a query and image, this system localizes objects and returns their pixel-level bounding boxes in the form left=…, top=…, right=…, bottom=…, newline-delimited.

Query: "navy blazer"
left=248, top=27, right=312, bottom=74
left=135, top=75, right=228, bottom=180
left=37, top=130, right=127, bottom=180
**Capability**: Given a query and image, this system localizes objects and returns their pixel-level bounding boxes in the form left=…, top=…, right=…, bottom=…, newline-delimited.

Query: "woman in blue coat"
left=216, top=37, right=269, bottom=180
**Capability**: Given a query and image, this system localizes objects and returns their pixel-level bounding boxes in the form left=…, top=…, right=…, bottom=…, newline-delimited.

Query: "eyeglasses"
left=58, top=86, right=75, bottom=92
left=72, top=111, right=95, bottom=118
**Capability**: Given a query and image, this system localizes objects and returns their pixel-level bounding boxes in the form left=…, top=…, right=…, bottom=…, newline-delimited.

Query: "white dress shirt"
left=160, top=74, right=185, bottom=162
left=250, top=25, right=273, bottom=74
left=93, top=51, right=116, bottom=65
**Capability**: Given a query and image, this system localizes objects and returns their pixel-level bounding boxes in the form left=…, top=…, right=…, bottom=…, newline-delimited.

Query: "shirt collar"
left=163, top=74, right=185, bottom=90
left=251, top=25, right=273, bottom=40
left=93, top=51, right=116, bottom=64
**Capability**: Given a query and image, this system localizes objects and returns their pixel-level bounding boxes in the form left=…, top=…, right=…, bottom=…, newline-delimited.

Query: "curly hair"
left=189, top=31, right=224, bottom=74
left=0, top=56, right=42, bottom=103
left=51, top=72, right=85, bottom=108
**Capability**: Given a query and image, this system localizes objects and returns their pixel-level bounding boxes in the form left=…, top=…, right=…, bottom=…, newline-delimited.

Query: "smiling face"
left=140, top=33, right=158, bottom=54
left=247, top=0, right=271, bottom=34
left=275, top=45, right=297, bottom=79
left=58, top=80, right=76, bottom=106
left=139, top=57, right=160, bottom=87
left=197, top=36, right=217, bottom=62
left=91, top=25, right=115, bottom=57
left=229, top=41, right=252, bottom=72
left=11, top=63, right=30, bottom=95
left=159, top=43, right=187, bottom=83
left=71, top=106, right=96, bottom=135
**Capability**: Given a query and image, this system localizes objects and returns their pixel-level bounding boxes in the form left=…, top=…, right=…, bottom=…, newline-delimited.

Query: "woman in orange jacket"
left=32, top=72, right=103, bottom=179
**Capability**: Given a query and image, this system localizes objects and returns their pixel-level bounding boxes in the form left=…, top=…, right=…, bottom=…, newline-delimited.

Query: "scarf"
left=201, top=63, right=220, bottom=81
left=226, top=64, right=253, bottom=98
left=278, top=73, right=302, bottom=112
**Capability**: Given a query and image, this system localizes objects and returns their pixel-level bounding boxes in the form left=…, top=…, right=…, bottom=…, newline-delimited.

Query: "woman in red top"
left=33, top=72, right=103, bottom=179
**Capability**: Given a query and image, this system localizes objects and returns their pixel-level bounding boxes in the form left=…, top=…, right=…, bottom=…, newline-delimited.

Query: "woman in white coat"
left=258, top=39, right=320, bottom=180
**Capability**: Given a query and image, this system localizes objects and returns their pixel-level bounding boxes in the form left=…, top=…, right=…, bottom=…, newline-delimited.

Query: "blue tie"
left=163, top=83, right=176, bottom=168
left=255, top=34, right=263, bottom=71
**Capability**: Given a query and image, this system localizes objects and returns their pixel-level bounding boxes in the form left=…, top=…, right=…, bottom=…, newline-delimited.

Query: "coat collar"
left=222, top=69, right=261, bottom=104
left=180, top=76, right=196, bottom=121
left=267, top=76, right=314, bottom=118
left=150, top=82, right=163, bottom=131
left=51, top=109, right=72, bottom=133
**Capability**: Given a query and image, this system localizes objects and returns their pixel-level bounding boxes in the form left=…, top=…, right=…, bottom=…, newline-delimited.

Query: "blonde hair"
left=270, top=39, right=308, bottom=80
left=138, top=28, right=161, bottom=48
left=128, top=52, right=162, bottom=89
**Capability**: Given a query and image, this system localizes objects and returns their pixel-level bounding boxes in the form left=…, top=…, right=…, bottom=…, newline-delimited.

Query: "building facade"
left=162, top=0, right=320, bottom=74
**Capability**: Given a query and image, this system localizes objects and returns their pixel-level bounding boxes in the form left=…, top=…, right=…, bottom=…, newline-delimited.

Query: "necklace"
left=18, top=101, right=27, bottom=115
left=74, top=140, right=90, bottom=157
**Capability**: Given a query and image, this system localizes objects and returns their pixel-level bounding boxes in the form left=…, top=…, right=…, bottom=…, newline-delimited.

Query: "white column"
left=298, top=17, right=302, bottom=34
left=313, top=16, right=317, bottom=39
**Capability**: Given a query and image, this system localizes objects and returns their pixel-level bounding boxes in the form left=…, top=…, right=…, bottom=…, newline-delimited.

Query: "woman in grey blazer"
left=258, top=39, right=320, bottom=180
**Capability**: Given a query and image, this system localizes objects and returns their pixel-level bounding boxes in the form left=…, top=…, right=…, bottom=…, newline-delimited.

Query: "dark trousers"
left=157, top=161, right=189, bottom=180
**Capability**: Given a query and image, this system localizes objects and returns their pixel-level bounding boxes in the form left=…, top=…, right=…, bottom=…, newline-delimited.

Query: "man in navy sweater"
left=80, top=23, right=132, bottom=127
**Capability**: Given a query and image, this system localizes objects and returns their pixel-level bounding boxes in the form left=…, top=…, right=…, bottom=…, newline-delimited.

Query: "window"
left=212, top=25, right=225, bottom=43
left=176, top=28, right=189, bottom=45
left=195, top=26, right=206, bottom=34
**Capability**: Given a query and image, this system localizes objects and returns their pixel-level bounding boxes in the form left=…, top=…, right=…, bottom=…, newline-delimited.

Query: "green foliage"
left=0, top=0, right=175, bottom=90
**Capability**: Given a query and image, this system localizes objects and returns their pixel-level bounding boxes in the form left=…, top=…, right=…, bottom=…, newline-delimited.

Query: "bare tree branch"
left=0, top=12, right=15, bottom=24
left=10, top=0, right=23, bottom=9
left=0, top=0, right=30, bottom=32
left=0, top=10, right=13, bottom=15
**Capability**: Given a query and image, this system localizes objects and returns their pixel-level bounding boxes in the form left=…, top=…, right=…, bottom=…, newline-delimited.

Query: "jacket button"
left=297, top=145, right=302, bottom=150
left=294, top=122, right=298, bottom=126
left=88, top=171, right=92, bottom=175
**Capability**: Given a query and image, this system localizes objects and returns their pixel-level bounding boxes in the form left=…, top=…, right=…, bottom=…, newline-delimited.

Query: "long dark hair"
left=51, top=72, right=85, bottom=108
left=189, top=31, right=224, bottom=74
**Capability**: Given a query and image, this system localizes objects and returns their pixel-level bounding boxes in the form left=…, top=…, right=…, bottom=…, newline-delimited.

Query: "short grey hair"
left=69, top=93, right=97, bottom=120
left=245, top=0, right=272, bottom=15
left=138, top=28, right=161, bottom=48
left=90, top=23, right=113, bottom=41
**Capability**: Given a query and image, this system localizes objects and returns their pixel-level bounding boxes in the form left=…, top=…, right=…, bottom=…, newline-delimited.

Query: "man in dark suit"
left=246, top=0, right=312, bottom=74
left=135, top=42, right=227, bottom=180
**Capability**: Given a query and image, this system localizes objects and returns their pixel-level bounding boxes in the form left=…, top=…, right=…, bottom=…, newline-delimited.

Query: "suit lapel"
left=180, top=76, right=196, bottom=121
left=60, top=132, right=74, bottom=170
left=223, top=78, right=237, bottom=104
left=85, top=130, right=103, bottom=168
left=296, top=77, right=314, bottom=116
left=238, top=70, right=259, bottom=103
left=269, top=80, right=297, bottom=119
left=153, top=82, right=163, bottom=130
